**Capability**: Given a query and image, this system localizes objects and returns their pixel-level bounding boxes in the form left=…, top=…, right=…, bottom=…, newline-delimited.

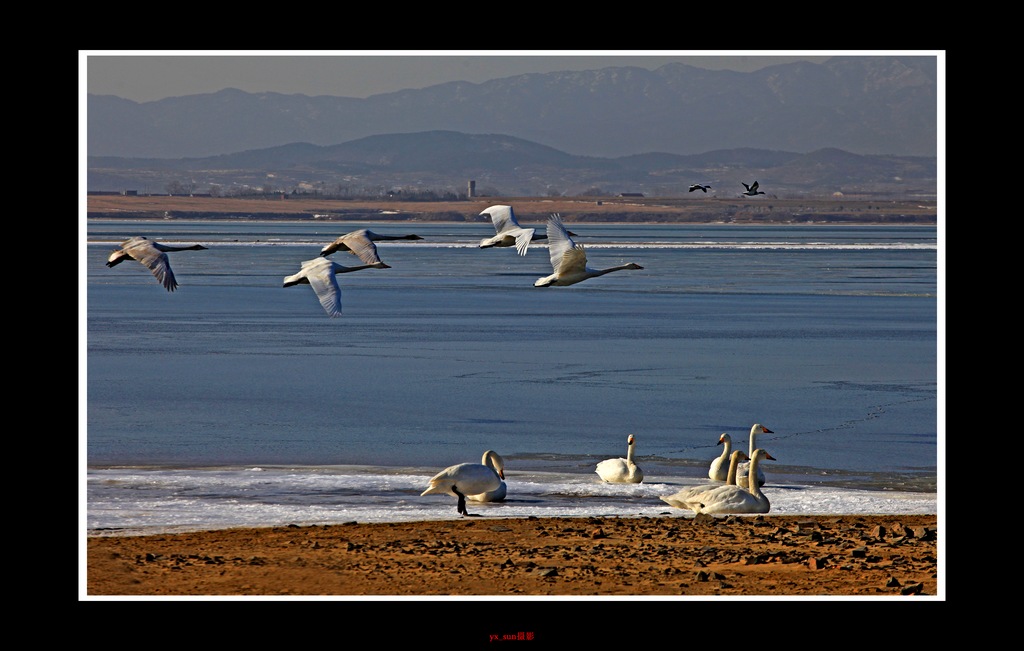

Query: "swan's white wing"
left=122, top=238, right=177, bottom=291
left=512, top=228, right=535, bottom=256
left=486, top=205, right=521, bottom=234
left=341, top=232, right=383, bottom=265
left=545, top=214, right=582, bottom=271
left=303, top=259, right=343, bottom=317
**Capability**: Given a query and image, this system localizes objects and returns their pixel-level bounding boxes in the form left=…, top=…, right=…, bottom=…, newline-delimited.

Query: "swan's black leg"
left=453, top=486, right=469, bottom=516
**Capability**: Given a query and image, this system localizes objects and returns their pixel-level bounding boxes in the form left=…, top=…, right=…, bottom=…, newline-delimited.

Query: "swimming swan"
left=421, top=450, right=505, bottom=516
left=319, top=229, right=424, bottom=264
left=534, top=214, right=644, bottom=287
left=282, top=257, right=388, bottom=317
left=478, top=204, right=542, bottom=255
left=707, top=433, right=734, bottom=482
left=595, top=434, right=644, bottom=483
left=741, top=181, right=765, bottom=196
left=105, top=236, right=208, bottom=292
left=662, top=449, right=775, bottom=515
left=662, top=450, right=749, bottom=510
left=735, top=424, right=773, bottom=488
left=466, top=450, right=508, bottom=502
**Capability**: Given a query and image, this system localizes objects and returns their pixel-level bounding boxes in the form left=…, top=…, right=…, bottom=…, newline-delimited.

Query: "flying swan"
left=735, top=423, right=773, bottom=488
left=478, top=204, right=555, bottom=256
left=741, top=181, right=766, bottom=196
left=688, top=184, right=712, bottom=193
left=319, top=228, right=424, bottom=265
left=282, top=257, right=388, bottom=317
left=534, top=214, right=643, bottom=287
left=661, top=449, right=775, bottom=515
left=421, top=450, right=506, bottom=516
left=595, top=434, right=644, bottom=483
left=105, top=236, right=208, bottom=292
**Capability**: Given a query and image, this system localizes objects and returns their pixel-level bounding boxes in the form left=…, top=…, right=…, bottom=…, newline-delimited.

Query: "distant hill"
left=87, top=131, right=937, bottom=200
left=87, top=56, right=938, bottom=160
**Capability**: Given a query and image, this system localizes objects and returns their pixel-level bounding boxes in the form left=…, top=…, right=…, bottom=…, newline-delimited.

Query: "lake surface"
left=84, top=218, right=941, bottom=534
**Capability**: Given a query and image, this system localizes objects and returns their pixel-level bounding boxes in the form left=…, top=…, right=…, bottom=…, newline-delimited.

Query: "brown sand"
left=87, top=513, right=938, bottom=599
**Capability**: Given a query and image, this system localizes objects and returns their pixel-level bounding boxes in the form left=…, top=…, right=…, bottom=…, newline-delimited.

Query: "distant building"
left=468, top=180, right=476, bottom=198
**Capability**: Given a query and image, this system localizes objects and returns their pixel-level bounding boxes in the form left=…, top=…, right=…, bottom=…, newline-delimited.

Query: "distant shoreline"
left=86, top=195, right=938, bottom=226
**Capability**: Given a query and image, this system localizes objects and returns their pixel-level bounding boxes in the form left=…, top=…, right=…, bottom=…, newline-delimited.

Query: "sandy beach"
left=86, top=513, right=938, bottom=599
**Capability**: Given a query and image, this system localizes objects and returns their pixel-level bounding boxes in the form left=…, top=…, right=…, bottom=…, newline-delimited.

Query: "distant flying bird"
left=421, top=450, right=505, bottom=516
left=319, top=228, right=424, bottom=264
left=478, top=204, right=553, bottom=256
left=689, top=184, right=711, bottom=193
left=534, top=214, right=644, bottom=287
left=741, top=181, right=766, bottom=196
left=105, top=236, right=208, bottom=292
left=282, top=257, right=388, bottom=318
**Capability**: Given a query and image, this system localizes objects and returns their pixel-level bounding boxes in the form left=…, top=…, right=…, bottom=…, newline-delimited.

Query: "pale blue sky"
left=82, top=50, right=875, bottom=102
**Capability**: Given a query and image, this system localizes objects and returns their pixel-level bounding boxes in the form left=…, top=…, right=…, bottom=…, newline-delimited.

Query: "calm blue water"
left=84, top=218, right=941, bottom=534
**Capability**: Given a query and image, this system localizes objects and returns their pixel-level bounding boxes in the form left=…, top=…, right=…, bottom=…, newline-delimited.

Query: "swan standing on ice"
left=105, top=236, right=208, bottom=292
left=707, top=433, right=734, bottom=482
left=282, top=257, right=388, bottom=317
left=478, top=204, right=543, bottom=256
left=736, top=424, right=773, bottom=488
left=595, top=434, right=644, bottom=483
left=534, top=214, right=644, bottom=287
left=319, top=229, right=423, bottom=265
left=466, top=450, right=508, bottom=502
left=661, top=449, right=775, bottom=515
left=662, top=450, right=749, bottom=510
left=421, top=450, right=505, bottom=516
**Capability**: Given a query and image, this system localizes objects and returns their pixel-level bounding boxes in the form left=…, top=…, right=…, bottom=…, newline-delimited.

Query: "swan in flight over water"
left=661, top=449, right=775, bottom=514
left=105, top=236, right=208, bottom=292
left=421, top=450, right=505, bottom=516
left=319, top=228, right=423, bottom=265
left=478, top=204, right=552, bottom=256
left=595, top=434, right=644, bottom=483
left=282, top=257, right=388, bottom=317
left=741, top=181, right=765, bottom=196
left=534, top=214, right=643, bottom=287
left=735, top=423, right=773, bottom=488
left=688, top=183, right=712, bottom=193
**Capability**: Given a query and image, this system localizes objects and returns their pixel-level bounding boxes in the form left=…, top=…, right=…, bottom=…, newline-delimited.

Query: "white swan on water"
left=736, top=423, right=773, bottom=488
left=534, top=214, right=644, bottom=287
left=282, top=257, right=388, bottom=317
left=595, top=434, right=644, bottom=483
left=421, top=450, right=505, bottom=516
left=661, top=449, right=775, bottom=515
left=105, top=236, right=208, bottom=292
left=707, top=433, right=733, bottom=482
left=319, top=229, right=423, bottom=265
left=663, top=449, right=749, bottom=511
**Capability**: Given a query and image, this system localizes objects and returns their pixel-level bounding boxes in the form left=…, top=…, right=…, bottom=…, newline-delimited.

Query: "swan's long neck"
left=335, top=262, right=388, bottom=274
left=155, top=243, right=206, bottom=252
left=626, top=441, right=636, bottom=463
left=726, top=452, right=743, bottom=485
left=593, top=264, right=636, bottom=278
left=747, top=454, right=764, bottom=497
left=748, top=429, right=758, bottom=456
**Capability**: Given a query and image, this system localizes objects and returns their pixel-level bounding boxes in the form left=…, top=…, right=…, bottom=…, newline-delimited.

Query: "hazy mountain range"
left=86, top=56, right=938, bottom=198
